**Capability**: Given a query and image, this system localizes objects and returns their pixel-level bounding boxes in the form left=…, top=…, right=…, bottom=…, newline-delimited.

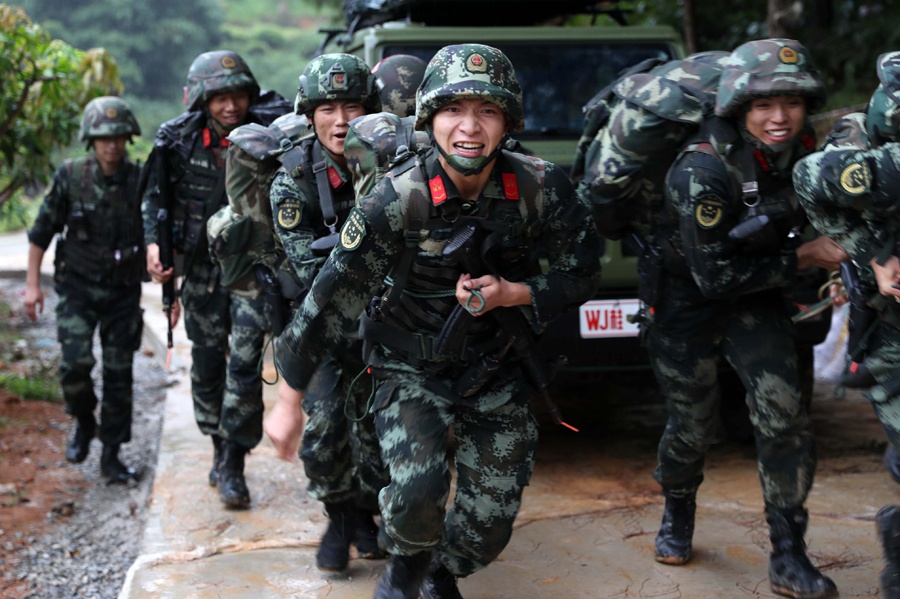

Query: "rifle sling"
left=310, top=140, right=337, bottom=228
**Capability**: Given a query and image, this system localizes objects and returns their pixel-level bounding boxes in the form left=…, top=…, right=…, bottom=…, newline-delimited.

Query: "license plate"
left=579, top=298, right=642, bottom=338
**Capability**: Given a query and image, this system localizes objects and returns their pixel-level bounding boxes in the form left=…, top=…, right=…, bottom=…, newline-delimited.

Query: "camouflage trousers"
left=371, top=363, right=538, bottom=577
left=181, top=272, right=267, bottom=449
left=55, top=278, right=143, bottom=445
left=300, top=343, right=388, bottom=511
left=646, top=299, right=816, bottom=509
left=861, top=319, right=900, bottom=450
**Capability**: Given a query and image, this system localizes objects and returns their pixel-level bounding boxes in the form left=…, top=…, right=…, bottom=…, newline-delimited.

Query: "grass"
left=0, top=372, right=60, bottom=403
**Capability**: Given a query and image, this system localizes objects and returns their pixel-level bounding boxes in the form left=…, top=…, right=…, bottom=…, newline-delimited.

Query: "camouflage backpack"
left=573, top=51, right=730, bottom=241
left=207, top=112, right=310, bottom=298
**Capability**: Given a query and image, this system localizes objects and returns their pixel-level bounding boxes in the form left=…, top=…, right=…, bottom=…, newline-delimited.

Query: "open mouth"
left=453, top=141, right=484, bottom=157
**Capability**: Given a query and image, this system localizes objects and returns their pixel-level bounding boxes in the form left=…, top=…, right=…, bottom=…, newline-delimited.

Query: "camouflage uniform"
left=27, top=97, right=144, bottom=476
left=275, top=44, right=602, bottom=585
left=270, top=146, right=388, bottom=504
left=141, top=51, right=291, bottom=506
left=647, top=40, right=838, bottom=599
left=793, top=53, right=900, bottom=597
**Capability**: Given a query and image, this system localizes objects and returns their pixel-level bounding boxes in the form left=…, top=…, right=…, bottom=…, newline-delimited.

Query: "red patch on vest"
left=429, top=175, right=447, bottom=205
left=502, top=173, right=519, bottom=200
left=203, top=128, right=212, bottom=148
left=327, top=166, right=342, bottom=189
left=752, top=149, right=770, bottom=172
left=800, top=132, right=816, bottom=150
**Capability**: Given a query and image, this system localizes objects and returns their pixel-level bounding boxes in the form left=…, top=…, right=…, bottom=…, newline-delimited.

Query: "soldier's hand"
left=796, top=236, right=848, bottom=271
left=870, top=256, right=900, bottom=302
left=146, top=243, right=174, bottom=284
left=264, top=382, right=305, bottom=462
left=456, top=274, right=532, bottom=316
left=23, top=285, right=43, bottom=321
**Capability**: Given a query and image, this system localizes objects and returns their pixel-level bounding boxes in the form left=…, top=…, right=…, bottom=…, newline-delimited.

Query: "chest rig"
left=173, top=128, right=229, bottom=255
left=360, top=148, right=545, bottom=370
left=59, top=157, right=144, bottom=285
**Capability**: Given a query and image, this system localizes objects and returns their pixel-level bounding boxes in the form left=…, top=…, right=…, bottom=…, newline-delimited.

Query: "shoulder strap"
left=310, top=140, right=337, bottom=230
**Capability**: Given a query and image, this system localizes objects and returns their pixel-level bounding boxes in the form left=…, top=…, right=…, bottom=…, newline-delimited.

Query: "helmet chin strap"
left=430, top=128, right=509, bottom=176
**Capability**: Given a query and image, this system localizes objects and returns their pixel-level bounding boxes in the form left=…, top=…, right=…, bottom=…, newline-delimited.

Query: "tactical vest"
left=59, top=157, right=144, bottom=286
left=173, top=134, right=226, bottom=255
left=360, top=148, right=545, bottom=368
left=659, top=117, right=815, bottom=273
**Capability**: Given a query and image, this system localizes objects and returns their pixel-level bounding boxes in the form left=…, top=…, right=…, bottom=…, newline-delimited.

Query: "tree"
left=0, top=5, right=122, bottom=211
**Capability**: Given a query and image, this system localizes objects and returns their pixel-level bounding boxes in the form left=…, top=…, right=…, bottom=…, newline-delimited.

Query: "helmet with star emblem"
left=184, top=50, right=260, bottom=112
left=866, top=51, right=900, bottom=145
left=715, top=38, right=826, bottom=119
left=294, top=53, right=381, bottom=117
left=372, top=54, right=427, bottom=118
left=78, top=96, right=141, bottom=149
left=415, top=43, right=524, bottom=132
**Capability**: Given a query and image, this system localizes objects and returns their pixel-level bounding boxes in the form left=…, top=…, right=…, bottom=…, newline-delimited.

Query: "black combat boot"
left=100, top=444, right=135, bottom=483
left=208, top=434, right=224, bottom=487
left=317, top=500, right=358, bottom=571
left=420, top=554, right=464, bottom=599
left=217, top=441, right=251, bottom=509
left=877, top=505, right=900, bottom=599
left=354, top=509, right=386, bottom=559
left=374, top=552, right=431, bottom=599
left=65, top=414, right=96, bottom=464
left=766, top=507, right=838, bottom=599
left=654, top=486, right=697, bottom=565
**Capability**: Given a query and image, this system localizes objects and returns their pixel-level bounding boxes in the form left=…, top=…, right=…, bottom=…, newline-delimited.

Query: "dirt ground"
left=0, top=391, right=84, bottom=586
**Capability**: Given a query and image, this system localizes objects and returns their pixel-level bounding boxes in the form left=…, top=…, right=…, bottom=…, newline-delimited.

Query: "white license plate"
left=578, top=298, right=642, bottom=338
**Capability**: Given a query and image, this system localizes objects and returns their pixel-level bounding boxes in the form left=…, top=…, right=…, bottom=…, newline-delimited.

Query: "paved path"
left=1, top=231, right=893, bottom=598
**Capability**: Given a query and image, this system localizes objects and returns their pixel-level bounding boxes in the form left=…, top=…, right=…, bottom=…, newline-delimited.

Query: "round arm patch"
left=695, top=196, right=725, bottom=229
left=339, top=207, right=367, bottom=251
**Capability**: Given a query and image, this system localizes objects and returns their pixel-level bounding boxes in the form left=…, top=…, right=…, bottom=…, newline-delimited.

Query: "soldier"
left=141, top=50, right=291, bottom=509
left=266, top=43, right=602, bottom=599
left=372, top=54, right=428, bottom=118
left=24, top=96, right=144, bottom=483
left=647, top=39, right=846, bottom=599
left=261, top=53, right=390, bottom=572
left=793, top=50, right=900, bottom=599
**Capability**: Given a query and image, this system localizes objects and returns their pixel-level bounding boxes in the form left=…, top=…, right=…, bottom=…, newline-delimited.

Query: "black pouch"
left=183, top=199, right=207, bottom=250
left=637, top=246, right=663, bottom=307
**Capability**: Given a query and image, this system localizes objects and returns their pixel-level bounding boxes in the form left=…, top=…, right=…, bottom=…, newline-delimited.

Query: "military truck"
left=321, top=1, right=831, bottom=422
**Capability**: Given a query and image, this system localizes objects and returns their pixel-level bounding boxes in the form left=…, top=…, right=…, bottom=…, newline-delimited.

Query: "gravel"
left=0, top=276, right=168, bottom=599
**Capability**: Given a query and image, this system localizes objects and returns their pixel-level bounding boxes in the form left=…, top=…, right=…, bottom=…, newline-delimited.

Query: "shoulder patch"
left=839, top=161, right=872, bottom=196
left=339, top=207, right=367, bottom=251
left=276, top=198, right=302, bottom=230
left=695, top=196, right=725, bottom=229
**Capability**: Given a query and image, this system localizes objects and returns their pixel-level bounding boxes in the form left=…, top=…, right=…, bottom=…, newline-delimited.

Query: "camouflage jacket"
left=274, top=147, right=603, bottom=391
left=794, top=113, right=900, bottom=305
left=660, top=119, right=815, bottom=319
left=269, top=137, right=356, bottom=295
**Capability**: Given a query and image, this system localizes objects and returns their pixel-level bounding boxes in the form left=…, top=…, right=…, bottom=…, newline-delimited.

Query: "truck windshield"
left=384, top=42, right=676, bottom=138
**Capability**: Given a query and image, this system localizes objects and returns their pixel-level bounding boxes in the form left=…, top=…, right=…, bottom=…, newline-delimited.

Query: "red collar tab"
left=429, top=175, right=448, bottom=205
left=202, top=128, right=230, bottom=148
left=502, top=173, right=519, bottom=200
left=800, top=132, right=816, bottom=150
left=752, top=149, right=770, bottom=172
left=327, top=166, right=342, bottom=189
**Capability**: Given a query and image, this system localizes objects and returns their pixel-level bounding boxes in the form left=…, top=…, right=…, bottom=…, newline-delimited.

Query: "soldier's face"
left=431, top=98, right=507, bottom=167
left=206, top=91, right=251, bottom=130
left=92, top=136, right=128, bottom=175
left=744, top=95, right=806, bottom=146
left=313, top=100, right=366, bottom=159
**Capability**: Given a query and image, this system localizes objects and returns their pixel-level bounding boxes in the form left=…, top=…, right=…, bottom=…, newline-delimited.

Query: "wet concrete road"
left=120, top=293, right=897, bottom=599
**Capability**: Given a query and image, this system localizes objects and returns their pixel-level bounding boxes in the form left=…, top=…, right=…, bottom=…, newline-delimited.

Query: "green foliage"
left=0, top=5, right=123, bottom=214
left=18, top=0, right=223, bottom=100
left=0, top=293, right=60, bottom=403
left=0, top=372, right=60, bottom=403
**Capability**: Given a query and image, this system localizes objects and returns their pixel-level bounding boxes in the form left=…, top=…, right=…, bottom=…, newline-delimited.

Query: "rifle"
left=439, top=222, right=576, bottom=431
left=155, top=145, right=177, bottom=368
left=839, top=261, right=878, bottom=364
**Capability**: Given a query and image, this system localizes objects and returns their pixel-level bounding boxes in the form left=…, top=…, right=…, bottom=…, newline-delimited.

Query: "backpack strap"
left=310, top=140, right=338, bottom=233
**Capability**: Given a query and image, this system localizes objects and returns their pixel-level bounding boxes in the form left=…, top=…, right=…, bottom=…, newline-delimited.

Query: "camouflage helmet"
left=415, top=43, right=524, bottom=132
left=294, top=53, right=381, bottom=116
left=715, top=39, right=827, bottom=118
left=184, top=50, right=260, bottom=112
left=866, top=52, right=900, bottom=144
left=372, top=54, right=427, bottom=118
left=78, top=96, right=140, bottom=149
